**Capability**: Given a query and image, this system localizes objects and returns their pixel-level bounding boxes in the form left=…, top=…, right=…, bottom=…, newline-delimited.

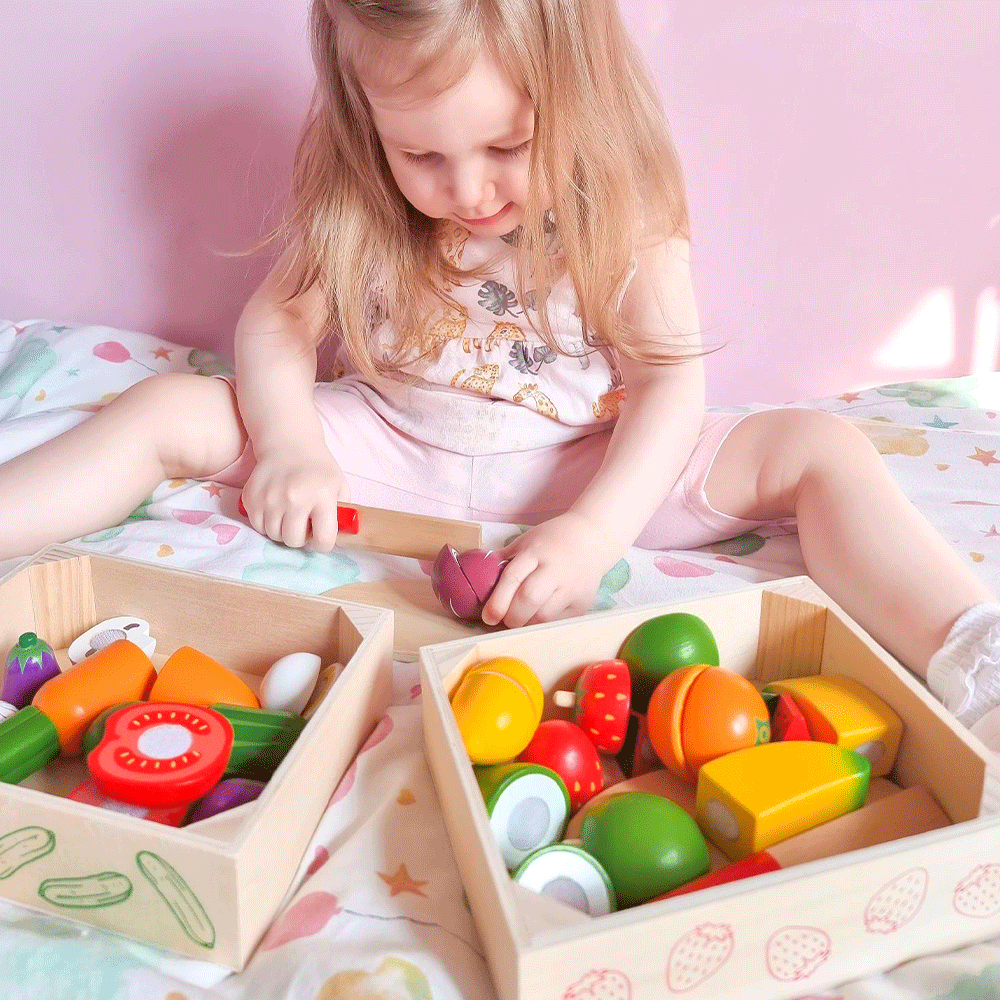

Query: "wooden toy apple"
left=519, top=719, right=603, bottom=811
left=618, top=612, right=719, bottom=712
left=646, top=664, right=770, bottom=783
left=432, top=545, right=507, bottom=621
left=552, top=660, right=630, bottom=753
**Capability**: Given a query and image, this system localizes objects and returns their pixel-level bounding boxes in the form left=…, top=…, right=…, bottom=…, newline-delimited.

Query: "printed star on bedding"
left=378, top=863, right=428, bottom=898
left=925, top=414, right=958, bottom=429
left=969, top=447, right=1000, bottom=466
left=982, top=525, right=1000, bottom=538
left=202, top=484, right=224, bottom=497
left=154, top=347, right=173, bottom=360
left=839, top=391, right=862, bottom=403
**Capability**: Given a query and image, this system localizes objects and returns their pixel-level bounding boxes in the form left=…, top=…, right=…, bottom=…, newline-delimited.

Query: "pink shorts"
left=213, top=383, right=770, bottom=550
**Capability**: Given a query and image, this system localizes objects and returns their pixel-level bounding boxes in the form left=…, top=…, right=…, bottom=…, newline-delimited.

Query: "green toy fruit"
left=579, top=791, right=709, bottom=907
left=619, top=612, right=719, bottom=712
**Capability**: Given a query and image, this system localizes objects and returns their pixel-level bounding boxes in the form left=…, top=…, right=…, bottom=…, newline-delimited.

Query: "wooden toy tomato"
left=646, top=664, right=770, bottom=783
left=519, top=719, right=603, bottom=811
left=88, top=702, right=233, bottom=808
left=553, top=660, right=630, bottom=753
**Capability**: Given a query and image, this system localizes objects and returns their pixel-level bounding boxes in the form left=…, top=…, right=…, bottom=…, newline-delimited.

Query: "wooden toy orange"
left=31, top=639, right=157, bottom=756
left=646, top=664, right=770, bottom=782
left=149, top=647, right=260, bottom=710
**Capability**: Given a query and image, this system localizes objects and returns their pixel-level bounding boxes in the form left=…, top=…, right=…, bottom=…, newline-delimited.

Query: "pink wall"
left=2, top=1, right=998, bottom=404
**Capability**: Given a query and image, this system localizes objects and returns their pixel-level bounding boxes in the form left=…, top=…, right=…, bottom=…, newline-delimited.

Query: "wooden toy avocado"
left=763, top=673, right=902, bottom=777
left=513, top=843, right=616, bottom=916
left=646, top=664, right=771, bottom=782
left=476, top=762, right=570, bottom=870
left=695, top=740, right=871, bottom=860
left=519, top=719, right=603, bottom=811
left=579, top=791, right=710, bottom=907
left=450, top=657, right=543, bottom=764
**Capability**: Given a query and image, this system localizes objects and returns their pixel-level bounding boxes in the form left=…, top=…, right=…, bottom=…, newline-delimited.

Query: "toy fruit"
left=258, top=652, right=322, bottom=716
left=646, top=665, right=770, bottom=782
left=476, top=762, right=570, bottom=870
left=450, top=657, right=543, bottom=764
left=519, top=719, right=603, bottom=811
left=68, top=617, right=156, bottom=665
left=32, top=639, right=157, bottom=757
left=68, top=777, right=189, bottom=826
left=513, top=843, right=616, bottom=916
left=769, top=691, right=812, bottom=741
left=88, top=702, right=234, bottom=808
left=432, top=545, right=507, bottom=621
left=552, top=660, right=630, bottom=752
left=187, top=777, right=267, bottom=824
left=1, top=632, right=60, bottom=717
left=579, top=791, right=709, bottom=907
left=618, top=612, right=719, bottom=712
left=149, top=646, right=259, bottom=710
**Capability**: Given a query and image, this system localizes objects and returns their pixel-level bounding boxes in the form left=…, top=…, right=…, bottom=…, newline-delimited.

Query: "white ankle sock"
left=926, top=603, right=1000, bottom=730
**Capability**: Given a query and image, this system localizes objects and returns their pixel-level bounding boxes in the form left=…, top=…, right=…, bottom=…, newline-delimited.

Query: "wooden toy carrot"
left=148, top=647, right=259, bottom=709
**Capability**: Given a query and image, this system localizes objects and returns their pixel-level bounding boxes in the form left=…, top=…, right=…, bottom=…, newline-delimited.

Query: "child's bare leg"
left=0, top=374, right=247, bottom=560
left=704, top=409, right=994, bottom=680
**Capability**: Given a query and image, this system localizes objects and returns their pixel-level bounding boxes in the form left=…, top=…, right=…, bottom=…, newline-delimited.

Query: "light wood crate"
left=0, top=545, right=393, bottom=969
left=420, top=576, right=1000, bottom=1000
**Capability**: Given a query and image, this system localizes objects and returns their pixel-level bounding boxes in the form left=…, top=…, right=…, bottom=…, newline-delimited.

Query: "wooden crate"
left=0, top=545, right=393, bottom=969
left=420, top=576, right=1000, bottom=1000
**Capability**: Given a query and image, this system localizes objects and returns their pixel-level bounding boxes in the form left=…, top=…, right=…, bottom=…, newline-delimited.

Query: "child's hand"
left=481, top=511, right=618, bottom=629
left=241, top=442, right=350, bottom=552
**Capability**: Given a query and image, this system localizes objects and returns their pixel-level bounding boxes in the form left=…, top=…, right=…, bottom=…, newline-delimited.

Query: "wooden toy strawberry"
left=552, top=659, right=631, bottom=753
left=519, top=719, right=603, bottom=811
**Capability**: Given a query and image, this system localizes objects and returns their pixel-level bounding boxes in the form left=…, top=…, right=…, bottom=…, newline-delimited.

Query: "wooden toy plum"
left=646, top=664, right=770, bottom=783
left=68, top=777, right=189, bottom=827
left=476, top=762, right=570, bottom=870
left=88, top=702, right=234, bottom=808
left=149, top=646, right=259, bottom=710
left=552, top=660, right=630, bottom=753
left=68, top=616, right=156, bottom=665
left=618, top=612, right=719, bottom=712
left=518, top=719, right=603, bottom=811
left=432, top=545, right=507, bottom=622
left=513, top=843, right=617, bottom=916
left=695, top=740, right=871, bottom=860
left=579, top=791, right=709, bottom=907
left=258, top=651, right=322, bottom=715
left=450, top=657, right=543, bottom=764
left=187, top=777, right=267, bottom=824
left=1, top=632, right=60, bottom=719
left=763, top=673, right=902, bottom=777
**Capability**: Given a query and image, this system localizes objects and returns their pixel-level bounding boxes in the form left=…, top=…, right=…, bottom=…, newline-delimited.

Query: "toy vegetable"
left=149, top=646, right=259, bottom=709
left=552, top=660, right=631, bottom=752
left=1, top=632, right=60, bottom=718
left=259, top=652, right=322, bottom=715
left=432, top=546, right=507, bottom=622
left=513, top=843, right=616, bottom=917
left=187, top=777, right=267, bottom=824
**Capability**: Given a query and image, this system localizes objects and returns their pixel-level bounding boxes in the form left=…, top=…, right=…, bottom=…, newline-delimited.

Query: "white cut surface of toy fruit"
left=259, top=652, right=323, bottom=715
left=562, top=968, right=632, bottom=1000
left=765, top=925, right=831, bottom=982
left=864, top=867, right=928, bottom=933
left=954, top=863, right=1000, bottom=917
left=666, top=922, right=734, bottom=992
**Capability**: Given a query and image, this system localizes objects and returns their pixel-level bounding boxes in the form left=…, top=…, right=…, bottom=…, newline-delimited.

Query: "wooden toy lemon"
left=647, top=665, right=770, bottom=782
left=618, top=612, right=719, bottom=712
left=450, top=657, right=543, bottom=764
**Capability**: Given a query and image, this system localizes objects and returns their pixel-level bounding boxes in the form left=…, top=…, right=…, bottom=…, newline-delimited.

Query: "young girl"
left=2, top=0, right=1000, bottom=743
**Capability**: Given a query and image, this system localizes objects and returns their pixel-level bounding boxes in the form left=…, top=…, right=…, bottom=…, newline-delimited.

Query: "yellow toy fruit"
left=450, top=657, right=543, bottom=765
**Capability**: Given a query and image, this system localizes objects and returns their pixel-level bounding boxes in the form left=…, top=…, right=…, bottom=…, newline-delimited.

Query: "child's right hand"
left=240, top=441, right=350, bottom=552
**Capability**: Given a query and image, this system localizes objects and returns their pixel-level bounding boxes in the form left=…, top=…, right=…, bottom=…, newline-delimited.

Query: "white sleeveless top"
left=331, top=221, right=631, bottom=456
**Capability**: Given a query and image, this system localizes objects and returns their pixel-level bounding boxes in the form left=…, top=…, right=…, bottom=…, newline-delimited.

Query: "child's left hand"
left=481, top=511, right=619, bottom=629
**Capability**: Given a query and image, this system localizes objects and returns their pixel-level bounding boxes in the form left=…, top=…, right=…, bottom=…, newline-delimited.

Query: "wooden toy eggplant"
left=187, top=777, right=267, bottom=824
left=1, top=632, right=60, bottom=717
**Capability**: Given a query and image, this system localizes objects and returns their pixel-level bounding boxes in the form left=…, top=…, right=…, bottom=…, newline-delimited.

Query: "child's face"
left=364, top=52, right=535, bottom=237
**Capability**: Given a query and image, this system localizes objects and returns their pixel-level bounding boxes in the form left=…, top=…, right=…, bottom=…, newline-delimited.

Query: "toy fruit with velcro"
left=763, top=674, right=902, bottom=777
left=552, top=660, right=631, bottom=753
left=432, top=546, right=507, bottom=622
left=450, top=657, right=543, bottom=764
left=646, top=665, right=770, bottom=783
left=618, top=612, right=719, bottom=712
left=88, top=702, right=233, bottom=808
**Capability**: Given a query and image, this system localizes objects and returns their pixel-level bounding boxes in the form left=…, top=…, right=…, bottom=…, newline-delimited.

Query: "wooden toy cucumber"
left=213, top=704, right=306, bottom=780
left=0, top=707, right=59, bottom=784
left=0, top=825, right=55, bottom=879
left=38, top=871, right=133, bottom=908
left=136, top=850, right=215, bottom=948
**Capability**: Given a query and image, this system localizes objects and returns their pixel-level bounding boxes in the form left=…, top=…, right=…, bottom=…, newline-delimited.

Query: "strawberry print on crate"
left=666, top=922, right=734, bottom=992
left=562, top=969, right=632, bottom=1000
left=953, top=863, right=1000, bottom=917
left=765, top=926, right=831, bottom=982
left=864, top=867, right=928, bottom=933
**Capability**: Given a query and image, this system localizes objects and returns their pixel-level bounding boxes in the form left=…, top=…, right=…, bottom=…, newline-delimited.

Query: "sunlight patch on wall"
left=875, top=287, right=955, bottom=370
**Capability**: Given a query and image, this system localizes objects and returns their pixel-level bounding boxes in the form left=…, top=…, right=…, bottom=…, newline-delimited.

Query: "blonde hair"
left=267, top=0, right=691, bottom=380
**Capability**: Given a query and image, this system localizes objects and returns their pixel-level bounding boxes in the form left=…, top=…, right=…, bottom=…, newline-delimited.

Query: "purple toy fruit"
left=186, top=777, right=267, bottom=824
left=431, top=546, right=507, bottom=622
left=2, top=632, right=60, bottom=712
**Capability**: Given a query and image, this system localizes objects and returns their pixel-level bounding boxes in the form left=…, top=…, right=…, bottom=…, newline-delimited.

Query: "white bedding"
left=2, top=319, right=1000, bottom=1000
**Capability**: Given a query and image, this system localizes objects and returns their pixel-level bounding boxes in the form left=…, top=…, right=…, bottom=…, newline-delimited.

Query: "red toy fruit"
left=88, top=702, right=233, bottom=808
left=771, top=692, right=812, bottom=741
left=519, top=719, right=603, bottom=811
left=431, top=545, right=507, bottom=621
left=553, top=660, right=631, bottom=753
